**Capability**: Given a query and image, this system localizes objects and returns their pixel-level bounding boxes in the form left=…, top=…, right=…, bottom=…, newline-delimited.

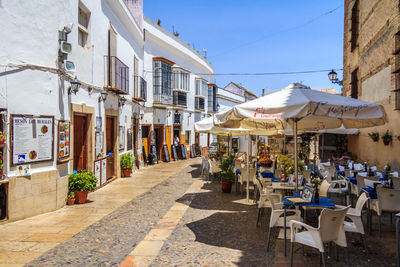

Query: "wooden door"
left=73, top=114, right=87, bottom=171
left=165, top=126, right=171, bottom=157
left=106, top=117, right=115, bottom=179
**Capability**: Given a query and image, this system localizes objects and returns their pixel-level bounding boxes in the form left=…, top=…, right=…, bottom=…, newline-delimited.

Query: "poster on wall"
left=58, top=120, right=70, bottom=161
left=95, top=132, right=104, bottom=158
left=94, top=160, right=101, bottom=187
left=11, top=115, right=54, bottom=165
left=119, top=126, right=125, bottom=151
left=101, top=158, right=107, bottom=185
left=95, top=116, right=102, bottom=131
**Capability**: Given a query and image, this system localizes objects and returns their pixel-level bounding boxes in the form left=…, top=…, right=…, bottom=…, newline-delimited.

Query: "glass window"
left=153, top=60, right=172, bottom=103
left=78, top=3, right=90, bottom=47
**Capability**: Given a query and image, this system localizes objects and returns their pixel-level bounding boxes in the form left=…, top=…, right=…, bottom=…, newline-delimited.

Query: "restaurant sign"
left=11, top=115, right=54, bottom=165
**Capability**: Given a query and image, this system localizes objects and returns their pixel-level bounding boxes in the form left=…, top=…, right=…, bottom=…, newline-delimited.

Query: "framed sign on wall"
left=57, top=120, right=70, bottom=162
left=11, top=115, right=54, bottom=166
left=119, top=126, right=125, bottom=151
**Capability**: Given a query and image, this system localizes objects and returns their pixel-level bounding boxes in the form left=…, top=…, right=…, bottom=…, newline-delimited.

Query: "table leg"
left=367, top=199, right=371, bottom=235
left=397, top=216, right=400, bottom=267
left=284, top=205, right=287, bottom=256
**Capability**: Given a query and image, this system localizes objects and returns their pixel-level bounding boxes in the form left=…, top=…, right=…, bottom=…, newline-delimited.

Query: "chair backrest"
left=210, top=160, right=221, bottom=174
left=354, top=192, right=369, bottom=216
left=324, top=165, right=336, bottom=181
left=319, top=206, right=350, bottom=243
left=239, top=168, right=257, bottom=183
left=355, top=175, right=366, bottom=188
left=254, top=177, right=263, bottom=192
left=344, top=169, right=351, bottom=177
left=364, top=176, right=380, bottom=182
left=264, top=187, right=279, bottom=210
left=377, top=187, right=400, bottom=213
left=393, top=178, right=400, bottom=189
left=274, top=169, right=281, bottom=178
left=319, top=180, right=332, bottom=198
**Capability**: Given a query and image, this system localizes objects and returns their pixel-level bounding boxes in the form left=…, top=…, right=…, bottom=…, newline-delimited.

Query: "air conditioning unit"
left=63, top=60, right=75, bottom=72
left=60, top=41, right=72, bottom=54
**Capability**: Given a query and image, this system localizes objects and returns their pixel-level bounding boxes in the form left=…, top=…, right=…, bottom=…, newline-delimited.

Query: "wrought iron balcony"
left=104, top=56, right=129, bottom=94
left=174, top=112, right=181, bottom=124
left=133, top=76, right=147, bottom=102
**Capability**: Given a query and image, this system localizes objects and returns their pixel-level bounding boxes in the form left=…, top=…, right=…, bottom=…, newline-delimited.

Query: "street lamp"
left=69, top=76, right=81, bottom=95
left=216, top=103, right=220, bottom=112
left=328, top=69, right=343, bottom=86
left=118, top=96, right=127, bottom=107
left=98, top=90, right=108, bottom=102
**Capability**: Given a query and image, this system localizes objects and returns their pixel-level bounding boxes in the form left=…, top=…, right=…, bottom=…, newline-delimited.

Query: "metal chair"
left=289, top=206, right=351, bottom=267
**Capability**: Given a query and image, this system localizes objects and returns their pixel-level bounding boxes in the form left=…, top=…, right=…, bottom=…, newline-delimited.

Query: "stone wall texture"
left=343, top=0, right=400, bottom=169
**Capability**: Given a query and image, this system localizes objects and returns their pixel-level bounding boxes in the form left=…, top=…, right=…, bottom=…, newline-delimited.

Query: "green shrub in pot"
left=120, top=153, right=135, bottom=170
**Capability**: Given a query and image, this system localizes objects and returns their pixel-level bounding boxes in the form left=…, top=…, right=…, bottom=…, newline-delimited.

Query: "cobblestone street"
left=0, top=159, right=398, bottom=266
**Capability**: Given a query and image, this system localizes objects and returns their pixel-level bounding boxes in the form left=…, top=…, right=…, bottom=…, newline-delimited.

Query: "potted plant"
left=67, top=192, right=75, bottom=206
left=0, top=131, right=5, bottom=145
left=218, top=154, right=235, bottom=193
left=120, top=153, right=135, bottom=177
left=368, top=132, right=379, bottom=142
left=382, top=131, right=392, bottom=146
left=68, top=170, right=97, bottom=204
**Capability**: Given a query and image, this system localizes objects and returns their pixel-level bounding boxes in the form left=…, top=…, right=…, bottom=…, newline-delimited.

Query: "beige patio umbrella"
left=215, top=83, right=387, bottom=190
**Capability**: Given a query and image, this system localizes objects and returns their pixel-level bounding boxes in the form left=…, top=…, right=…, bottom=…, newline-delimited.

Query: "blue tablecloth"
left=261, top=172, right=274, bottom=178
left=347, top=177, right=357, bottom=185
left=283, top=197, right=335, bottom=208
left=362, top=186, right=377, bottom=199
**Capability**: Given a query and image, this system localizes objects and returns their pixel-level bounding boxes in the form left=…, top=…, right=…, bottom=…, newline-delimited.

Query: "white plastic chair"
left=289, top=206, right=351, bottom=267
left=265, top=188, right=301, bottom=252
left=200, top=157, right=210, bottom=179
left=336, top=193, right=369, bottom=257
left=254, top=178, right=278, bottom=227
left=209, top=160, right=221, bottom=179
left=238, top=167, right=257, bottom=194
left=371, top=187, right=400, bottom=234
left=319, top=180, right=332, bottom=198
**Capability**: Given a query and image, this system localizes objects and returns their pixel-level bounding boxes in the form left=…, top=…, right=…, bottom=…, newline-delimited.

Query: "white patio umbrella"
left=215, top=83, right=387, bottom=190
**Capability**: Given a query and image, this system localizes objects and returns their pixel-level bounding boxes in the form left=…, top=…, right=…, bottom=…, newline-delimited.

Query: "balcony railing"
left=173, top=91, right=187, bottom=107
left=133, top=76, right=147, bottom=102
left=174, top=112, right=181, bottom=124
left=104, top=56, right=129, bottom=94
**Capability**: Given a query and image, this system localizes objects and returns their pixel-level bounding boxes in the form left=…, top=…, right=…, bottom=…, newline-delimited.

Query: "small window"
left=185, top=131, right=191, bottom=145
left=350, top=0, right=359, bottom=51
left=78, top=3, right=90, bottom=47
left=351, top=68, right=359, bottom=99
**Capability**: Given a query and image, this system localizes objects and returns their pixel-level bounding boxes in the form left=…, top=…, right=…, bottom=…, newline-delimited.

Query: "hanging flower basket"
left=368, top=132, right=379, bottom=142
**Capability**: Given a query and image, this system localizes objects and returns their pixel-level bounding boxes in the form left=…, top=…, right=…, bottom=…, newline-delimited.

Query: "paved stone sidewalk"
left=0, top=159, right=196, bottom=266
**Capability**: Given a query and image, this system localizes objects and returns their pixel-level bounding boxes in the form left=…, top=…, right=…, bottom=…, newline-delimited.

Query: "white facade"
left=142, top=17, right=215, bottom=158
left=0, top=0, right=147, bottom=221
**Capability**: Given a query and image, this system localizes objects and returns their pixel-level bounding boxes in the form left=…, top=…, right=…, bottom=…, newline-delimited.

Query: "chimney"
left=123, top=0, right=143, bottom=29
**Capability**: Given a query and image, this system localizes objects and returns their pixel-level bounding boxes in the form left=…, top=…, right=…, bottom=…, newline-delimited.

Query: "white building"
left=142, top=17, right=216, bottom=160
left=0, top=0, right=148, bottom=222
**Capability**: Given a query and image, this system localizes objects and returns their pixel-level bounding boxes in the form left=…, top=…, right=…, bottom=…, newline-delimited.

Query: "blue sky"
left=144, top=0, right=344, bottom=96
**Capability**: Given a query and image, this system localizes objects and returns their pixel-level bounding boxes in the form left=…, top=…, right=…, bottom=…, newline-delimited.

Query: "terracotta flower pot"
left=122, top=169, right=132, bottom=177
left=74, top=191, right=88, bottom=204
left=221, top=181, right=233, bottom=193
left=371, top=136, right=379, bottom=142
left=383, top=140, right=390, bottom=146
left=67, top=198, right=75, bottom=205
left=0, top=138, right=5, bottom=145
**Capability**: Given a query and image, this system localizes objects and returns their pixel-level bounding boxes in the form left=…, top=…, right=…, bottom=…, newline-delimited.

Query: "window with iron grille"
left=195, top=97, right=205, bottom=110
left=185, top=131, right=191, bottom=145
left=153, top=60, right=172, bottom=103
left=350, top=0, right=359, bottom=52
left=351, top=68, right=359, bottom=99
left=173, top=91, right=187, bottom=106
left=195, top=79, right=208, bottom=97
left=173, top=69, right=189, bottom=91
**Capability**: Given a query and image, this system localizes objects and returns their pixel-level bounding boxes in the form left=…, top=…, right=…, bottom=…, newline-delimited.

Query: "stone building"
left=343, top=0, right=400, bottom=169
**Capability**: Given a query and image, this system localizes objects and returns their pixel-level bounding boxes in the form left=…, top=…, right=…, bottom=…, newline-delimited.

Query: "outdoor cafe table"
left=272, top=183, right=304, bottom=191
left=282, top=196, right=336, bottom=256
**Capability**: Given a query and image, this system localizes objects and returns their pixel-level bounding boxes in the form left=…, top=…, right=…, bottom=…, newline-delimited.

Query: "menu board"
left=163, top=145, right=170, bottom=162
left=180, top=144, right=187, bottom=159
left=95, top=132, right=104, bottom=158
left=58, top=120, right=70, bottom=161
left=151, top=145, right=158, bottom=163
left=101, top=158, right=107, bottom=185
left=171, top=145, right=178, bottom=160
left=12, top=115, right=54, bottom=165
left=191, top=144, right=196, bottom=158
left=127, top=128, right=133, bottom=150
left=94, top=160, right=101, bottom=187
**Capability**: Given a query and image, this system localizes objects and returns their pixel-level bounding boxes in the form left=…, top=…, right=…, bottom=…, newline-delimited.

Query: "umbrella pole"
left=294, top=119, right=298, bottom=191
left=313, top=135, right=318, bottom=173
left=246, top=133, right=250, bottom=203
